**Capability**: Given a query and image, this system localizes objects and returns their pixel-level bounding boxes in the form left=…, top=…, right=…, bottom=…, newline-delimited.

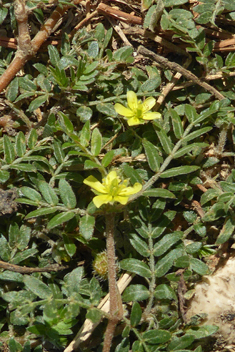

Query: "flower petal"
left=114, top=103, right=134, bottom=117
left=113, top=195, right=129, bottom=205
left=127, top=117, right=141, bottom=126
left=142, top=97, right=156, bottom=112
left=83, top=176, right=106, bottom=193
left=119, top=183, right=142, bottom=196
left=127, top=91, right=138, bottom=110
left=93, top=194, right=113, bottom=208
left=143, top=112, right=162, bottom=120
left=105, top=171, right=119, bottom=184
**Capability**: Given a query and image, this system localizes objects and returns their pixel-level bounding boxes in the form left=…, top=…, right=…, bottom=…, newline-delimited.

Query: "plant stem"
left=103, top=213, right=123, bottom=352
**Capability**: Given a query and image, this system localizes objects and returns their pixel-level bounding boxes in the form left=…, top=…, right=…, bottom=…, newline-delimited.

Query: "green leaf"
left=58, top=112, right=74, bottom=134
left=122, top=284, right=150, bottom=302
left=6, top=77, right=19, bottom=102
left=79, top=214, right=95, bottom=240
left=155, top=128, right=173, bottom=154
left=47, top=211, right=75, bottom=230
left=129, top=233, right=149, bottom=257
left=64, top=266, right=83, bottom=295
left=121, top=164, right=143, bottom=184
left=20, top=186, right=42, bottom=202
left=186, top=325, right=219, bottom=339
left=216, top=217, right=235, bottom=244
left=155, top=248, right=184, bottom=277
left=11, top=248, right=38, bottom=265
left=143, top=188, right=176, bottom=198
left=87, top=41, right=99, bottom=58
left=96, top=103, right=117, bottom=117
left=154, top=231, right=183, bottom=256
left=25, top=207, right=57, bottom=219
left=27, top=129, right=38, bottom=149
left=152, top=210, right=176, bottom=238
left=9, top=222, right=20, bottom=248
left=120, top=259, right=151, bottom=278
left=154, top=284, right=176, bottom=300
left=91, top=128, right=102, bottom=156
left=0, top=170, right=10, bottom=182
left=53, top=141, right=65, bottom=163
left=24, top=275, right=52, bottom=299
left=183, top=127, right=212, bottom=143
left=173, top=143, right=208, bottom=159
left=0, top=7, right=8, bottom=25
left=103, top=27, right=113, bottom=49
left=189, top=258, right=210, bottom=275
left=15, top=131, right=26, bottom=157
left=28, top=95, right=48, bottom=112
left=80, top=120, right=90, bottom=147
left=18, top=225, right=31, bottom=250
left=84, top=160, right=100, bottom=169
left=38, top=181, right=59, bottom=205
left=10, top=164, right=37, bottom=172
left=16, top=198, right=38, bottom=206
left=86, top=309, right=102, bottom=324
left=225, top=52, right=235, bottom=67
left=8, top=337, right=23, bottom=352
left=0, top=235, right=11, bottom=261
left=185, top=104, right=198, bottom=122
left=142, top=139, right=162, bottom=171
left=130, top=302, right=142, bottom=327
left=101, top=150, right=115, bottom=167
left=76, top=106, right=93, bottom=123
left=168, top=335, right=195, bottom=350
left=164, top=0, right=188, bottom=6
left=143, top=2, right=164, bottom=31
left=48, top=45, right=61, bottom=67
left=3, top=135, right=15, bottom=164
left=63, top=234, right=76, bottom=257
left=201, top=188, right=220, bottom=205
left=174, top=255, right=190, bottom=268
left=113, top=46, right=134, bottom=62
left=142, top=329, right=171, bottom=344
left=160, top=166, right=199, bottom=178
left=169, top=108, right=183, bottom=139
left=59, top=179, right=77, bottom=209
left=0, top=271, right=23, bottom=283
left=132, top=341, right=144, bottom=352
left=34, top=63, right=48, bottom=75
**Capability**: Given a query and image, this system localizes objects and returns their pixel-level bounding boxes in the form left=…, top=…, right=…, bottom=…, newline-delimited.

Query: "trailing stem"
left=103, top=213, right=123, bottom=352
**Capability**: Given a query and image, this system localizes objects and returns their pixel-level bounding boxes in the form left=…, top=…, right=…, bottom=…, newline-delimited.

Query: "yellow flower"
left=83, top=170, right=142, bottom=208
left=114, top=91, right=161, bottom=126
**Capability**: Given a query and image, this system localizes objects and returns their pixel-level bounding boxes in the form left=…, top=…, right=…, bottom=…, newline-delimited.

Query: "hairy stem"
left=103, top=213, right=123, bottom=352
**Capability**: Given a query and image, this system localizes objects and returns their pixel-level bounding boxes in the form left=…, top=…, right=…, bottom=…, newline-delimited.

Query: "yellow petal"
left=93, top=194, right=112, bottom=208
left=127, top=91, right=138, bottom=110
left=105, top=171, right=119, bottom=185
left=83, top=176, right=106, bottom=193
left=127, top=117, right=141, bottom=126
left=119, top=183, right=142, bottom=196
left=142, top=97, right=156, bottom=112
left=114, top=103, right=134, bottom=117
left=143, top=112, right=162, bottom=120
left=113, top=195, right=129, bottom=205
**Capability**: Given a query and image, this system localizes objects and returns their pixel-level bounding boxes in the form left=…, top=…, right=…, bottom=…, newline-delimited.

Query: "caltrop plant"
left=2, top=1, right=235, bottom=352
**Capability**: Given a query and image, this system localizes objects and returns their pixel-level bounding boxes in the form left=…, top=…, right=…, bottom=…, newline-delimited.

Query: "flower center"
left=134, top=107, right=143, bottom=119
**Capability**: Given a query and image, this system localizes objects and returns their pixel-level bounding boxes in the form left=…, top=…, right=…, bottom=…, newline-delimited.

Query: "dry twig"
left=138, top=46, right=225, bottom=101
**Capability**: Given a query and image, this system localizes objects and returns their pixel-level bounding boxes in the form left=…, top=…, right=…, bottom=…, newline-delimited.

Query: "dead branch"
left=138, top=46, right=225, bottom=101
